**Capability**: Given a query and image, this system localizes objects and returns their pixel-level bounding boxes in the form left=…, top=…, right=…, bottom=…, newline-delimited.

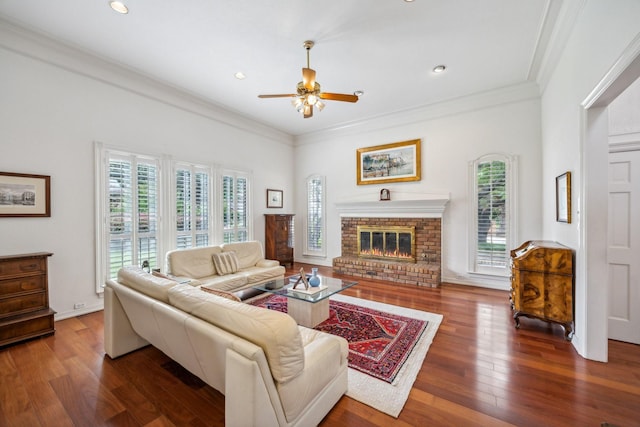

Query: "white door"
left=608, top=149, right=640, bottom=344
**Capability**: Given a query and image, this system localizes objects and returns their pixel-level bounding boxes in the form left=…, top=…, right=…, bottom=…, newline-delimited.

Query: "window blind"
left=475, top=160, right=508, bottom=269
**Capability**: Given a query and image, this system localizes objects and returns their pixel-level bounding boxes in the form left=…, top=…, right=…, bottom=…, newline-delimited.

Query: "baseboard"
left=54, top=302, right=105, bottom=321
left=442, top=275, right=510, bottom=291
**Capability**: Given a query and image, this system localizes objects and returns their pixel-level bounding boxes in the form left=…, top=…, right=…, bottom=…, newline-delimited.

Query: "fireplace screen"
left=357, top=225, right=415, bottom=262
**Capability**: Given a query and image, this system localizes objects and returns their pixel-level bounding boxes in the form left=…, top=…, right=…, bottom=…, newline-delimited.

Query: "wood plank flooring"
left=1, top=263, right=639, bottom=426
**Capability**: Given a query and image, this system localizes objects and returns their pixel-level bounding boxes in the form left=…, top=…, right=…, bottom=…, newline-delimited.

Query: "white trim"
left=467, top=153, right=518, bottom=277
left=303, top=174, right=327, bottom=258
left=609, top=135, right=640, bottom=152
left=0, top=18, right=293, bottom=145
left=295, top=82, right=540, bottom=145
left=582, top=32, right=640, bottom=109
left=335, top=196, right=449, bottom=219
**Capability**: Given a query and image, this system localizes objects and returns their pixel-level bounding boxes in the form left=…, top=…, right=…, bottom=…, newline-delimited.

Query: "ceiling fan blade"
left=303, top=104, right=313, bottom=118
left=319, top=92, right=359, bottom=103
left=302, top=68, right=316, bottom=91
left=258, top=94, right=296, bottom=98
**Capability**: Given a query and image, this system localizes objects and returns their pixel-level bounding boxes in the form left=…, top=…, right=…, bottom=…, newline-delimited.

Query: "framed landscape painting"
left=0, top=172, right=51, bottom=217
left=357, top=139, right=421, bottom=185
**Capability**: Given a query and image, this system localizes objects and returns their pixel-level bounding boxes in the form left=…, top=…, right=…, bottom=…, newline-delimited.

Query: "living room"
left=1, top=1, right=640, bottom=425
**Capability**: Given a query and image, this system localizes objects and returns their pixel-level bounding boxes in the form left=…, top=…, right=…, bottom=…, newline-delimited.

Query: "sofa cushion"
left=212, top=251, right=240, bottom=275
left=221, top=241, right=264, bottom=269
left=117, top=266, right=178, bottom=303
left=166, top=246, right=221, bottom=278
left=168, top=284, right=304, bottom=383
left=200, top=285, right=241, bottom=302
left=239, top=265, right=287, bottom=284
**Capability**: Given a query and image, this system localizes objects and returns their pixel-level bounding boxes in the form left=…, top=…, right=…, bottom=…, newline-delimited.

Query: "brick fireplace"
left=332, top=197, right=448, bottom=287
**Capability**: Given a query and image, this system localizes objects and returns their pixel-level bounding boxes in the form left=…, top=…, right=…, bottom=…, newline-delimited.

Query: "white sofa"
left=104, top=266, right=348, bottom=427
left=165, top=241, right=285, bottom=292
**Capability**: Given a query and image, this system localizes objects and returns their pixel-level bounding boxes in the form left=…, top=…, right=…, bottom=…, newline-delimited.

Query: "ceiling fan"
left=258, top=40, right=359, bottom=118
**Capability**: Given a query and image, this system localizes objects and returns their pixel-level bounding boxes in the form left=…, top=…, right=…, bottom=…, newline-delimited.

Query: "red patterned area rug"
left=250, top=293, right=426, bottom=383
left=248, top=293, right=443, bottom=417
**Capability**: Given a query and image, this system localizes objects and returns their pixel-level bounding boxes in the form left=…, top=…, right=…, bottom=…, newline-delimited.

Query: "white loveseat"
left=164, top=241, right=285, bottom=292
left=104, top=266, right=348, bottom=427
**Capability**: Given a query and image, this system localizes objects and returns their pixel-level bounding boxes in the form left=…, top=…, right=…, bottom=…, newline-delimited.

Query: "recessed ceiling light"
left=433, top=65, right=446, bottom=73
left=354, top=90, right=364, bottom=97
left=234, top=72, right=246, bottom=80
left=109, top=1, right=128, bottom=14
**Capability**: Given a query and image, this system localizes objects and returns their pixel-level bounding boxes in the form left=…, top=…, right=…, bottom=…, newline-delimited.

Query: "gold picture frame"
left=0, top=171, right=51, bottom=217
left=356, top=139, right=421, bottom=185
left=556, top=171, right=571, bottom=223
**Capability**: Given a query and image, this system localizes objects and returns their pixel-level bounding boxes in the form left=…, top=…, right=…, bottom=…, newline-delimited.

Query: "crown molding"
left=0, top=18, right=294, bottom=146
left=535, top=0, right=586, bottom=94
left=295, top=81, right=541, bottom=145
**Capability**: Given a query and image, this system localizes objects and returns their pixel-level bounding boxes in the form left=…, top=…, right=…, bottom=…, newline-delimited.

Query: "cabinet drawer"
left=0, top=275, right=46, bottom=297
left=0, top=310, right=55, bottom=346
left=0, top=258, right=46, bottom=278
left=0, top=292, right=47, bottom=318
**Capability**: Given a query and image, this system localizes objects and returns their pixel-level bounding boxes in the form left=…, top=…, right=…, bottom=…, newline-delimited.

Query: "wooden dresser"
left=0, top=252, right=55, bottom=347
left=510, top=241, right=574, bottom=340
left=264, top=214, right=294, bottom=267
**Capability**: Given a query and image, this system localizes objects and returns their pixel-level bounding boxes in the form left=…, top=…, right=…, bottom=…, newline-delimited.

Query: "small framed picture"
left=556, top=172, right=571, bottom=223
left=380, top=188, right=391, bottom=201
left=0, top=172, right=51, bottom=217
left=266, top=189, right=283, bottom=208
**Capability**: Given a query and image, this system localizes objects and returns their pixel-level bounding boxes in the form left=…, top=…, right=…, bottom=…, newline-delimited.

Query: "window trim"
left=95, top=142, right=164, bottom=293
left=304, top=174, right=326, bottom=258
left=172, top=161, right=215, bottom=249
left=219, top=168, right=253, bottom=243
left=468, top=153, right=518, bottom=277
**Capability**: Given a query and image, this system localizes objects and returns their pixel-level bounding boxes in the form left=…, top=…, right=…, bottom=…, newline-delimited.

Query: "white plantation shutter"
left=175, top=164, right=211, bottom=249
left=305, top=175, right=325, bottom=256
left=469, top=154, right=517, bottom=276
left=106, top=153, right=160, bottom=280
left=222, top=171, right=250, bottom=243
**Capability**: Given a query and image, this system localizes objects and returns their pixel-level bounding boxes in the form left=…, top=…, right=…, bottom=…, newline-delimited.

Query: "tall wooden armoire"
left=264, top=214, right=294, bottom=267
left=510, top=240, right=574, bottom=340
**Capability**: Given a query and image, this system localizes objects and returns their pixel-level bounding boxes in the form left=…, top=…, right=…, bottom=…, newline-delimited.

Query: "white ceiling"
left=0, top=0, right=560, bottom=136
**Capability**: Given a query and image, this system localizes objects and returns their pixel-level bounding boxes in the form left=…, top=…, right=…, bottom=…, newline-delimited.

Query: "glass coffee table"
left=253, top=275, right=358, bottom=327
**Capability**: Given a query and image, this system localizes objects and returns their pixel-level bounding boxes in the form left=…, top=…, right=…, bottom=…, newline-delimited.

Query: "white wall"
left=0, top=24, right=294, bottom=320
left=540, top=0, right=640, bottom=360
left=294, top=89, right=543, bottom=290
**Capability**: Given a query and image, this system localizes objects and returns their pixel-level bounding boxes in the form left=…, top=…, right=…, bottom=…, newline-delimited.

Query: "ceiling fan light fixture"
left=109, top=1, right=129, bottom=14
left=316, top=100, right=325, bottom=111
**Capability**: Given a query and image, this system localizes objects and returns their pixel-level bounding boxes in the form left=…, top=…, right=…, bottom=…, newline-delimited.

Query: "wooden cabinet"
left=510, top=241, right=574, bottom=340
left=0, top=252, right=55, bottom=347
left=265, top=214, right=294, bottom=267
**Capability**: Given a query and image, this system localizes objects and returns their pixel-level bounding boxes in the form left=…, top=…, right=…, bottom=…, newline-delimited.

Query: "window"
left=175, top=164, right=211, bottom=249
left=97, top=148, right=161, bottom=289
left=221, top=170, right=251, bottom=243
left=305, top=174, right=326, bottom=257
left=469, top=153, right=517, bottom=276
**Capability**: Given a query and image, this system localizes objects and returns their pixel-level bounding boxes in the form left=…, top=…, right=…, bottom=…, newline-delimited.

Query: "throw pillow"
left=212, top=251, right=240, bottom=276
left=200, top=286, right=241, bottom=302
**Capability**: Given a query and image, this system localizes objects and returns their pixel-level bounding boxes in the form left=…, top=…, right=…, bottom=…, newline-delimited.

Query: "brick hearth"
left=333, top=217, right=442, bottom=287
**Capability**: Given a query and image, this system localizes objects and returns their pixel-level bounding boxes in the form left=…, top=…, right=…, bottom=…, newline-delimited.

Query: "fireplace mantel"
left=335, top=195, right=449, bottom=218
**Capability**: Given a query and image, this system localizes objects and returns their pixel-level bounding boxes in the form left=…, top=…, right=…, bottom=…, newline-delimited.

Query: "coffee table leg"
left=288, top=298, right=329, bottom=328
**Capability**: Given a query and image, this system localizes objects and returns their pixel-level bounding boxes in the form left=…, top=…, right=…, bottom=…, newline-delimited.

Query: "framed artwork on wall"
left=556, top=171, right=571, bottom=223
left=356, top=139, right=421, bottom=185
left=266, top=189, right=283, bottom=208
left=0, top=171, right=51, bottom=217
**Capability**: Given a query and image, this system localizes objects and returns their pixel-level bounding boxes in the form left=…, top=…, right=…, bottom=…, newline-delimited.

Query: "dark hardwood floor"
left=1, top=263, right=639, bottom=426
